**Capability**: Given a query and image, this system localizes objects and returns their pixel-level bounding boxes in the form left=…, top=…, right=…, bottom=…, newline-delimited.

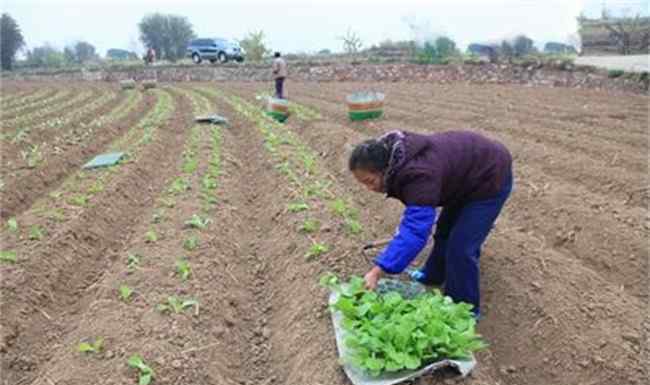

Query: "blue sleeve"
left=375, top=205, right=436, bottom=274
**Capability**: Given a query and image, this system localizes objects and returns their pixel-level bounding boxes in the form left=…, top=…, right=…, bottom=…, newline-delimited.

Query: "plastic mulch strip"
left=83, top=152, right=125, bottom=169
left=329, top=278, right=476, bottom=385
left=195, top=114, right=229, bottom=125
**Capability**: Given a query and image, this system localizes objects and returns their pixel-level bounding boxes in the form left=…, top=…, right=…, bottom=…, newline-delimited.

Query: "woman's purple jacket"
left=374, top=130, right=512, bottom=274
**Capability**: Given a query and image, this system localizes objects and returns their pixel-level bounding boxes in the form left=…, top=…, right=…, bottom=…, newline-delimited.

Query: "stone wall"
left=3, top=62, right=648, bottom=94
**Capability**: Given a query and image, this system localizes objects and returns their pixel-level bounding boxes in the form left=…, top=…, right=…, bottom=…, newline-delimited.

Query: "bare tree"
left=605, top=14, right=649, bottom=55
left=338, top=28, right=363, bottom=55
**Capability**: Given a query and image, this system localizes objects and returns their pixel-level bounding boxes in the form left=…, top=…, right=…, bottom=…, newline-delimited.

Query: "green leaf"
left=6, top=218, right=18, bottom=232
left=128, top=354, right=145, bottom=369
left=78, top=342, right=94, bottom=353
left=287, top=202, right=309, bottom=213
left=145, top=229, right=158, bottom=243
left=403, top=354, right=421, bottom=370
left=119, top=285, right=133, bottom=302
left=139, top=373, right=152, bottom=385
left=176, top=259, right=191, bottom=281
left=184, top=214, right=211, bottom=229
left=0, top=250, right=17, bottom=264
left=29, top=225, right=45, bottom=240
left=127, top=253, right=141, bottom=272
left=183, top=235, right=199, bottom=251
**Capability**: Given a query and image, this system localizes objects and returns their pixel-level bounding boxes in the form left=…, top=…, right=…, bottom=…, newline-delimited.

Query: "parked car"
left=187, top=38, right=244, bottom=64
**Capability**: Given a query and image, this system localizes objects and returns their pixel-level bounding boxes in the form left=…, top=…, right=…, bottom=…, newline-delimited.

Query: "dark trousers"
left=275, top=77, right=285, bottom=99
left=421, top=170, right=513, bottom=317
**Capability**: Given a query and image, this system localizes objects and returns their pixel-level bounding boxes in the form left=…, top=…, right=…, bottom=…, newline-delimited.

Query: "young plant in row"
left=287, top=201, right=309, bottom=213
left=176, top=258, right=192, bottom=281
left=300, top=218, right=320, bottom=233
left=144, top=229, right=158, bottom=243
left=127, top=253, right=142, bottom=272
left=78, top=337, right=104, bottom=354
left=306, top=242, right=329, bottom=261
left=6, top=217, right=18, bottom=232
left=128, top=354, right=154, bottom=385
left=183, top=236, right=199, bottom=251
left=29, top=225, right=46, bottom=240
left=119, top=285, right=134, bottom=302
left=184, top=214, right=211, bottom=229
left=157, top=296, right=199, bottom=315
left=0, top=251, right=17, bottom=264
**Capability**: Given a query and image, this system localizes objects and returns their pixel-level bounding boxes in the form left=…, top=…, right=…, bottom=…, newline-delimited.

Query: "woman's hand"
left=364, top=265, right=384, bottom=290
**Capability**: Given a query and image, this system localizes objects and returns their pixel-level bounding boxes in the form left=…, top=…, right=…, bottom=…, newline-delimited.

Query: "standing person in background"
left=272, top=52, right=287, bottom=99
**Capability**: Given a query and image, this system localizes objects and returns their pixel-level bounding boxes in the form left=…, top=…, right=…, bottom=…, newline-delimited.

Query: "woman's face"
left=352, top=169, right=384, bottom=193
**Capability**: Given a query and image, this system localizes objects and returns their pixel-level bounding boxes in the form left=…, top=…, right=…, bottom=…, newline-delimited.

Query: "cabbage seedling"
left=128, top=354, right=154, bottom=385
left=78, top=337, right=104, bottom=354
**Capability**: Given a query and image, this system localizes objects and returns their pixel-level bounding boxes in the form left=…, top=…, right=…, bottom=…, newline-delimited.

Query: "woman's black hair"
left=348, top=139, right=390, bottom=172
left=274, top=52, right=281, bottom=58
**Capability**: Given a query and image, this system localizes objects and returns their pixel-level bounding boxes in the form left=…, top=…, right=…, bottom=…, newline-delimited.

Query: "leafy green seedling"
left=151, top=208, right=166, bottom=224
left=157, top=296, right=199, bottom=315
left=69, top=194, right=88, bottom=207
left=306, top=243, right=329, bottom=261
left=119, top=285, right=134, bottom=302
left=88, top=181, right=104, bottom=194
left=183, top=236, right=199, bottom=251
left=184, top=214, right=211, bottom=229
left=287, top=202, right=309, bottom=213
left=345, top=219, right=363, bottom=235
left=0, top=250, right=17, bottom=264
left=201, top=174, right=217, bottom=190
left=49, top=191, right=63, bottom=199
left=275, top=161, right=291, bottom=175
left=78, top=337, right=104, bottom=354
left=127, top=253, right=141, bottom=272
left=300, top=152, right=316, bottom=174
left=160, top=197, right=176, bottom=208
left=176, top=259, right=191, bottom=281
left=305, top=180, right=332, bottom=198
left=301, top=218, right=320, bottom=233
left=330, top=198, right=348, bottom=217
left=29, top=225, right=45, bottom=240
left=145, top=229, right=158, bottom=243
left=6, top=218, right=18, bottom=232
left=128, top=354, right=154, bottom=385
left=168, top=177, right=190, bottom=195
left=183, top=156, right=198, bottom=174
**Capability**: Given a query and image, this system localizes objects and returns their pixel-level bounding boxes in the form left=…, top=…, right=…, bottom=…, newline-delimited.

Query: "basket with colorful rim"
left=347, top=92, right=384, bottom=121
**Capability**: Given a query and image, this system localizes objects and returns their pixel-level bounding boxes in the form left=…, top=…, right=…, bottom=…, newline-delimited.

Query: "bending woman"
left=349, top=130, right=513, bottom=318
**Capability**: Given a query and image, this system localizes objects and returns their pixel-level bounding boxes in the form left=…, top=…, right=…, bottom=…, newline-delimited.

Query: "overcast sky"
left=2, top=0, right=649, bottom=56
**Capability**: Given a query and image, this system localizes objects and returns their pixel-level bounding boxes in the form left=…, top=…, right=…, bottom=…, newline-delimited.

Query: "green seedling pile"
left=320, top=274, right=487, bottom=377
